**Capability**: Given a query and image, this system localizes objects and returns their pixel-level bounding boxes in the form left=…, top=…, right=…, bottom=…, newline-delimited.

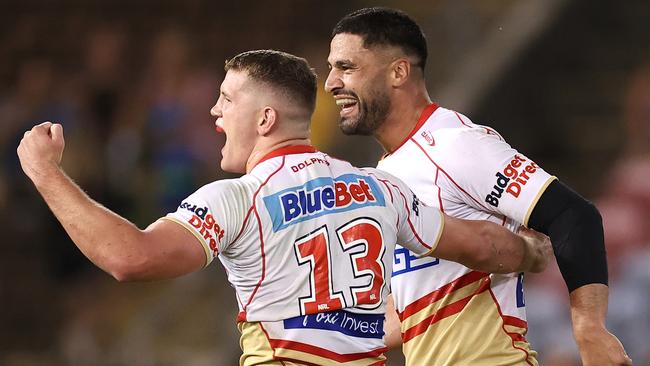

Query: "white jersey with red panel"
left=377, top=104, right=556, bottom=366
left=164, top=145, right=444, bottom=366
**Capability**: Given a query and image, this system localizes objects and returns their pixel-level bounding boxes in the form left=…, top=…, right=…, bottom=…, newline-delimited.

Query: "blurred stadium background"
left=1, top=0, right=648, bottom=365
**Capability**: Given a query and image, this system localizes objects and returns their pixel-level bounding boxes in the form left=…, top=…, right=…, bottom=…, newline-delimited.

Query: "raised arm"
left=431, top=214, right=552, bottom=274
left=17, top=122, right=206, bottom=281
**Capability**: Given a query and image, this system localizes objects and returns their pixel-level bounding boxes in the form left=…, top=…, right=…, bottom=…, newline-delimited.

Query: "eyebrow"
left=330, top=59, right=356, bottom=69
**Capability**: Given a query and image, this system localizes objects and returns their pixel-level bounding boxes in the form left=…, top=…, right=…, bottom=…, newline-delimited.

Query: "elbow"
left=99, top=231, right=157, bottom=282
left=105, top=255, right=152, bottom=282
left=110, top=269, right=139, bottom=283
left=584, top=200, right=603, bottom=227
left=551, top=198, right=604, bottom=257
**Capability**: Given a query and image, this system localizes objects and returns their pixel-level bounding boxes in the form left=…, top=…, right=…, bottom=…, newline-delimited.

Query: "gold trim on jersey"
left=523, top=176, right=558, bottom=227
left=400, top=274, right=488, bottom=331
left=238, top=321, right=387, bottom=366
left=400, top=278, right=538, bottom=366
left=160, top=216, right=213, bottom=267
left=418, top=209, right=446, bottom=258
left=239, top=321, right=282, bottom=366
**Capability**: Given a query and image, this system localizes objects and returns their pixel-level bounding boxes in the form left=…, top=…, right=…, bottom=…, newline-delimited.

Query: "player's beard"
left=338, top=88, right=391, bottom=136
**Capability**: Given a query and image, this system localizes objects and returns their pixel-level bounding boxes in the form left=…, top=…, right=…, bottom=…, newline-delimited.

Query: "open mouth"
left=335, top=97, right=358, bottom=116
left=215, top=118, right=225, bottom=134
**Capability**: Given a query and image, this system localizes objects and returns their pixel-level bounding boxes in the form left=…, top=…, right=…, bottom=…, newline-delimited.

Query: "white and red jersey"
left=378, top=104, right=556, bottom=366
left=164, top=145, right=444, bottom=366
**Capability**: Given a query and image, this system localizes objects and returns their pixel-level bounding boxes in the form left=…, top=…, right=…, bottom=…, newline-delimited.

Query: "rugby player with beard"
left=325, top=7, right=631, bottom=366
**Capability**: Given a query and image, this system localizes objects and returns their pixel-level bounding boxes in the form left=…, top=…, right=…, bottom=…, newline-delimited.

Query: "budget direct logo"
left=263, top=174, right=386, bottom=231
left=485, top=154, right=540, bottom=207
left=179, top=202, right=225, bottom=254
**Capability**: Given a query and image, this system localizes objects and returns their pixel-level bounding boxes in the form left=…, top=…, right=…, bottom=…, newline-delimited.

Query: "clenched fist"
left=17, top=122, right=65, bottom=185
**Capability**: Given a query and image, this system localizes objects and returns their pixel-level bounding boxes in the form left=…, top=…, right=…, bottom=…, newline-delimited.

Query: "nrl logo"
left=421, top=130, right=435, bottom=146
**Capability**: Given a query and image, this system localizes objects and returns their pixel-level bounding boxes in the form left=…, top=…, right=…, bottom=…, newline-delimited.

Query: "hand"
left=518, top=226, right=553, bottom=273
left=575, top=325, right=632, bottom=366
left=17, top=122, right=66, bottom=185
left=570, top=284, right=633, bottom=366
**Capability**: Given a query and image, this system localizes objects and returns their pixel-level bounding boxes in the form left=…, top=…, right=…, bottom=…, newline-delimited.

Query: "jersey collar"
left=256, top=145, right=317, bottom=167
left=384, top=103, right=439, bottom=158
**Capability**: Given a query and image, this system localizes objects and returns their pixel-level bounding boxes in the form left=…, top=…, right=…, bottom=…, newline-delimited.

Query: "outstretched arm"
left=17, top=122, right=206, bottom=281
left=431, top=214, right=552, bottom=274
left=528, top=180, right=631, bottom=366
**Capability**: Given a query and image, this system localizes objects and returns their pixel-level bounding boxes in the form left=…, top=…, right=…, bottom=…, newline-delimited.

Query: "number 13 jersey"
left=165, top=145, right=444, bottom=366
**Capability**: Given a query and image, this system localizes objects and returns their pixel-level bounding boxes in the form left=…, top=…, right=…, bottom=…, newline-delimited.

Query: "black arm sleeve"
left=527, top=179, right=608, bottom=292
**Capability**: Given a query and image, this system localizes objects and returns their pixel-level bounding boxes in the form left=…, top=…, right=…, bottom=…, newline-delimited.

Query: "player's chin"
left=220, top=149, right=232, bottom=171
left=220, top=154, right=246, bottom=174
left=338, top=117, right=361, bottom=135
left=339, top=118, right=373, bottom=136
left=220, top=160, right=241, bottom=173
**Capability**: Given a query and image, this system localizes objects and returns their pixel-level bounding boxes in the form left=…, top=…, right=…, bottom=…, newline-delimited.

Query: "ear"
left=390, top=58, right=411, bottom=87
left=258, top=106, right=277, bottom=136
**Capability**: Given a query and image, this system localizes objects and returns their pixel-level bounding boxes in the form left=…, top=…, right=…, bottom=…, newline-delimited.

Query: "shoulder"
left=361, top=167, right=413, bottom=199
left=188, top=177, right=259, bottom=209
left=408, top=107, right=499, bottom=152
left=362, top=167, right=401, bottom=185
left=196, top=177, right=251, bottom=195
left=424, top=106, right=475, bottom=130
left=431, top=125, right=511, bottom=159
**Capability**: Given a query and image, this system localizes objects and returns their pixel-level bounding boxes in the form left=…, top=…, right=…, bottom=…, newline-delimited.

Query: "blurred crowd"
left=1, top=1, right=648, bottom=366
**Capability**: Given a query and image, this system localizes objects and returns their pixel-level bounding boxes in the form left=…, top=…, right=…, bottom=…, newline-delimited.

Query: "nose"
left=324, top=69, right=343, bottom=93
left=210, top=97, right=222, bottom=117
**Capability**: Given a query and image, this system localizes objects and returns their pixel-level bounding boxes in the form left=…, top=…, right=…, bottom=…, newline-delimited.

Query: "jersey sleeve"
left=436, top=128, right=557, bottom=226
left=163, top=180, right=247, bottom=267
left=373, top=170, right=445, bottom=257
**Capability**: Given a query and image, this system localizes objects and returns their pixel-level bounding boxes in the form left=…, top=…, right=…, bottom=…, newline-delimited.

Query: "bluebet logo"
left=263, top=174, right=385, bottom=231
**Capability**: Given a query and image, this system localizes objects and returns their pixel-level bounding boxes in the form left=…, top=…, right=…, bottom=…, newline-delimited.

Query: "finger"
left=50, top=123, right=64, bottom=143
left=618, top=352, right=633, bottom=366
left=518, top=226, right=537, bottom=236
left=33, top=121, right=53, bottom=134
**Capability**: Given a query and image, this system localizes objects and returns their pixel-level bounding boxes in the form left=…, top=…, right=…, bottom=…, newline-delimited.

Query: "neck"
left=374, top=85, right=432, bottom=153
left=245, top=137, right=312, bottom=173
